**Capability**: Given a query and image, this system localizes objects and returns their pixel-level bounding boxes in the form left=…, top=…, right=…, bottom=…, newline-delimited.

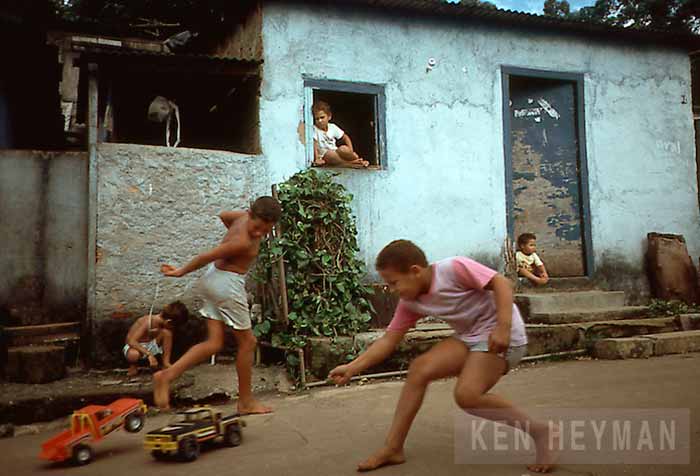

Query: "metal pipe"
left=302, top=349, right=589, bottom=389
left=520, top=349, right=587, bottom=362
left=271, top=184, right=289, bottom=325
left=304, top=370, right=408, bottom=388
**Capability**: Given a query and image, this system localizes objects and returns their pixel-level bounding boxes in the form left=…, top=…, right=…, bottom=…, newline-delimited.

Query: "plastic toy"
left=39, top=398, right=147, bottom=465
left=144, top=406, right=245, bottom=462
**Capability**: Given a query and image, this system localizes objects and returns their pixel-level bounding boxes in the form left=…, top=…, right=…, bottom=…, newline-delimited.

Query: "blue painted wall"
left=259, top=3, right=700, bottom=275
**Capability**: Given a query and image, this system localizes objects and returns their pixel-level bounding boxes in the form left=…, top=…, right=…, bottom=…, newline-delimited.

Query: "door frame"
left=501, top=66, right=594, bottom=276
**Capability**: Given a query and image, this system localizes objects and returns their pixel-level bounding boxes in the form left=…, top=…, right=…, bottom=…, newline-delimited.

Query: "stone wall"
left=93, top=143, right=269, bottom=365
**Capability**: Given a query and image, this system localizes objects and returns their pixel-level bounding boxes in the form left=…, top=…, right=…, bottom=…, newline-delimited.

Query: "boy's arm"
left=161, top=239, right=248, bottom=278
left=126, top=318, right=158, bottom=365
left=535, top=263, right=549, bottom=283
left=340, top=133, right=354, bottom=151
left=484, top=274, right=513, bottom=353
left=518, top=265, right=548, bottom=285
left=218, top=210, right=245, bottom=229
left=328, top=330, right=406, bottom=384
left=313, top=139, right=323, bottom=164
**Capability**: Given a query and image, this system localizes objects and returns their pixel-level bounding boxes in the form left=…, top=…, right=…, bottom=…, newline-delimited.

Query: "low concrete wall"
left=0, top=150, right=88, bottom=326
left=93, top=143, right=269, bottom=365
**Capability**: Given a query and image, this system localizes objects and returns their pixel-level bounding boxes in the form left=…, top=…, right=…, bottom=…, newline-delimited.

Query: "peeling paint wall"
left=94, top=143, right=269, bottom=342
left=259, top=4, right=700, bottom=278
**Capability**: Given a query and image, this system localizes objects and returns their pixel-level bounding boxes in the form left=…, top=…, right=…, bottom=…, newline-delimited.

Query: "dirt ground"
left=0, top=360, right=294, bottom=426
left=1, top=353, right=698, bottom=476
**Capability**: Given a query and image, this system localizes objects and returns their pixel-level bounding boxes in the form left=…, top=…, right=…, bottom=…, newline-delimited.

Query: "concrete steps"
left=593, top=330, right=700, bottom=359
left=2, top=322, right=81, bottom=381
left=516, top=290, right=626, bottom=316
left=306, top=289, right=698, bottom=378
left=349, top=316, right=682, bottom=368
left=528, top=306, right=648, bottom=324
left=518, top=277, right=597, bottom=292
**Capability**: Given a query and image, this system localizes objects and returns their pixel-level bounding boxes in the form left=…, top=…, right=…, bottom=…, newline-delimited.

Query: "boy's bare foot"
left=350, top=153, right=369, bottom=168
left=127, top=366, right=138, bottom=377
left=357, top=447, right=405, bottom=472
left=153, top=370, right=171, bottom=409
left=237, top=399, right=273, bottom=415
left=527, top=425, right=559, bottom=473
left=313, top=159, right=326, bottom=166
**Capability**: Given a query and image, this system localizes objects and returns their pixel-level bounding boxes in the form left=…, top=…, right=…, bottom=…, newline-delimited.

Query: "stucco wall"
left=259, top=4, right=700, bottom=281
left=95, top=143, right=269, bottom=332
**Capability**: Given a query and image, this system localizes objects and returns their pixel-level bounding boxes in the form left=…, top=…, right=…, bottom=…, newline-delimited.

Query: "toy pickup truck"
left=39, top=398, right=147, bottom=465
left=144, top=406, right=245, bottom=462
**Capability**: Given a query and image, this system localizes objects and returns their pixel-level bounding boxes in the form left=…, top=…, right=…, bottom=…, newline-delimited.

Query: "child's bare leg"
left=153, top=320, right=225, bottom=409
left=159, top=329, right=173, bottom=368
left=126, top=348, right=140, bottom=377
left=358, top=338, right=468, bottom=472
left=232, top=329, right=272, bottom=415
left=337, top=145, right=369, bottom=167
left=323, top=149, right=367, bottom=169
left=454, top=352, right=557, bottom=473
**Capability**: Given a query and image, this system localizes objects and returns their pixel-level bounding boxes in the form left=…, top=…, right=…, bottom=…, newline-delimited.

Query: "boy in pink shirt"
left=329, top=240, right=555, bottom=473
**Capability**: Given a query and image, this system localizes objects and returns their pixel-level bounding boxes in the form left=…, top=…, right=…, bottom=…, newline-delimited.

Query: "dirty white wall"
left=95, top=143, right=269, bottom=325
left=259, top=3, right=700, bottom=278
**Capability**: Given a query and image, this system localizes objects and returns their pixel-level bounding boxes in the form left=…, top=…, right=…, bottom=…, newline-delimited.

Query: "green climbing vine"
left=252, top=169, right=373, bottom=357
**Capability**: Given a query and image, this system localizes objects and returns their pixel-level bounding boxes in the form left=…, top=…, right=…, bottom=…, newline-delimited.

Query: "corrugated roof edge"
left=77, top=47, right=262, bottom=65
left=269, top=0, right=700, bottom=49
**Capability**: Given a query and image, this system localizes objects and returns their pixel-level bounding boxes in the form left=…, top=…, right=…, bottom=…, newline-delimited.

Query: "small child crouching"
left=123, top=301, right=188, bottom=377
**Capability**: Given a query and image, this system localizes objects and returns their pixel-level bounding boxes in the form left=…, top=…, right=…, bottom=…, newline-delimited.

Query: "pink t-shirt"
left=387, top=257, right=527, bottom=346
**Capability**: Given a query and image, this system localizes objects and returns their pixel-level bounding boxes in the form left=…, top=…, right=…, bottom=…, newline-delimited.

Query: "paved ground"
left=3, top=354, right=699, bottom=476
left=0, top=361, right=293, bottom=425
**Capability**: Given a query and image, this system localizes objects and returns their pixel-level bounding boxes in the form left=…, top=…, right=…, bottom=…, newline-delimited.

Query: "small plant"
left=648, top=299, right=700, bottom=316
left=252, top=169, right=373, bottom=362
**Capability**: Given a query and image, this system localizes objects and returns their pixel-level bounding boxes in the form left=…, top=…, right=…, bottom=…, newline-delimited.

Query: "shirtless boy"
left=123, top=301, right=188, bottom=377
left=156, top=196, right=282, bottom=412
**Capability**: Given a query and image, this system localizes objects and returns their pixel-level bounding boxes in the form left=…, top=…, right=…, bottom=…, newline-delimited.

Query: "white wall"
left=259, top=3, right=700, bottom=275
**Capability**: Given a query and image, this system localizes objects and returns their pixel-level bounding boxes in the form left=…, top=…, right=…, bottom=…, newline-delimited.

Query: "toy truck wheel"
left=124, top=412, right=145, bottom=433
left=223, top=423, right=242, bottom=447
left=178, top=437, right=200, bottom=462
left=72, top=444, right=93, bottom=465
left=151, top=450, right=168, bottom=461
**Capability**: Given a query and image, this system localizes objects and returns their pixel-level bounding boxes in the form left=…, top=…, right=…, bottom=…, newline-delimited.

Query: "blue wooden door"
left=509, top=76, right=586, bottom=276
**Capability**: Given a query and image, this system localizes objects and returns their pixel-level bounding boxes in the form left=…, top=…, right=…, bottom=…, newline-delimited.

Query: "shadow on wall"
left=469, top=252, right=504, bottom=273
left=1, top=275, right=86, bottom=327
left=592, top=250, right=649, bottom=306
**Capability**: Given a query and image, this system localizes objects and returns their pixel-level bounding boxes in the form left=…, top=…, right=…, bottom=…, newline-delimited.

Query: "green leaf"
left=249, top=167, right=373, bottom=371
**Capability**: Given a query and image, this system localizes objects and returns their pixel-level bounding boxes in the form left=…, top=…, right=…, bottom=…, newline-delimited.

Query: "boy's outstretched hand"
left=328, top=364, right=354, bottom=385
left=160, top=264, right=184, bottom=278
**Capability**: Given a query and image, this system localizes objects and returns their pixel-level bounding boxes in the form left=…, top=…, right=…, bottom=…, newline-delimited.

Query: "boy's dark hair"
left=162, top=301, right=188, bottom=326
left=517, top=233, right=537, bottom=247
left=250, top=196, right=282, bottom=223
left=312, top=100, right=332, bottom=115
left=375, top=239, right=428, bottom=273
